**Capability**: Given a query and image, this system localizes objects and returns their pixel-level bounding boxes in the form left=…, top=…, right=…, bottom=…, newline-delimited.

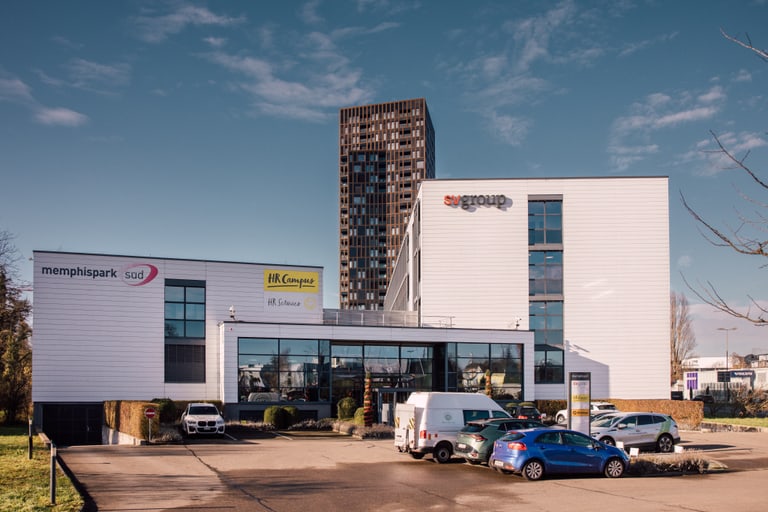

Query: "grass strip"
left=0, top=425, right=84, bottom=512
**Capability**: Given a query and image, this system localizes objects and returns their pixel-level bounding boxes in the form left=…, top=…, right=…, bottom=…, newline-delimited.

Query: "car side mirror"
left=617, top=423, right=627, bottom=430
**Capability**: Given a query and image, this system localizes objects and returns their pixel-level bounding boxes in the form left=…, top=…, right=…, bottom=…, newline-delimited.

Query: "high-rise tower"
left=339, top=98, right=435, bottom=310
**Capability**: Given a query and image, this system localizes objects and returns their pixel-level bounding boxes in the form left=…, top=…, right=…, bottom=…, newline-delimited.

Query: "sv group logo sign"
left=40, top=263, right=159, bottom=286
left=443, top=194, right=509, bottom=210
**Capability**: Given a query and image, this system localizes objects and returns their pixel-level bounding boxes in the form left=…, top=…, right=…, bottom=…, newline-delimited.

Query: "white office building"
left=385, top=177, right=670, bottom=401
left=32, top=251, right=531, bottom=444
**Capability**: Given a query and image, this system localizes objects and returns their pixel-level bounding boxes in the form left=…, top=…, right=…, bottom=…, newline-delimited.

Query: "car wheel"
left=433, top=443, right=452, bottom=464
left=556, top=414, right=566, bottom=424
left=657, top=434, right=674, bottom=453
left=522, top=460, right=544, bottom=481
left=599, top=436, right=616, bottom=447
left=604, top=457, right=625, bottom=478
left=410, top=452, right=425, bottom=460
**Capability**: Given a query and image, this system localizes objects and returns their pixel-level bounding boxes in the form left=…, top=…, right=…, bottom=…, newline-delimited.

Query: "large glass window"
left=528, top=200, right=562, bottom=245
left=446, top=343, right=523, bottom=399
left=529, top=301, right=564, bottom=346
left=529, top=198, right=565, bottom=384
left=165, top=279, right=205, bottom=383
left=164, top=281, right=205, bottom=338
left=239, top=338, right=330, bottom=403
left=535, top=348, right=564, bottom=384
left=529, top=251, right=563, bottom=296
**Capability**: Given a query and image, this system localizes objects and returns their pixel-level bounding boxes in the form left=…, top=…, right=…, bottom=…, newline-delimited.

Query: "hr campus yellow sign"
left=263, top=270, right=319, bottom=293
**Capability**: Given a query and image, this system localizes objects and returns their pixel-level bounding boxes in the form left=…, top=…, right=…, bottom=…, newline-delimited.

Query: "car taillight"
left=419, top=430, right=427, bottom=439
left=469, top=434, right=486, bottom=442
left=507, top=442, right=527, bottom=451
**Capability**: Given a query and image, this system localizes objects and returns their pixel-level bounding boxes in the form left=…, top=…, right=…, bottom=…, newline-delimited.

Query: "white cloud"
left=608, top=85, right=726, bottom=170
left=684, top=131, right=768, bottom=176
left=132, top=5, right=245, bottom=43
left=677, top=255, right=692, bottom=268
left=733, top=69, right=752, bottom=83
left=203, top=36, right=227, bottom=48
left=618, top=32, right=678, bottom=58
left=1, top=77, right=87, bottom=127
left=35, top=107, right=88, bottom=126
left=300, top=0, right=324, bottom=25
left=698, top=86, right=725, bottom=104
left=66, top=59, right=131, bottom=90
left=488, top=113, right=530, bottom=146
left=0, top=78, right=34, bottom=102
left=203, top=49, right=373, bottom=122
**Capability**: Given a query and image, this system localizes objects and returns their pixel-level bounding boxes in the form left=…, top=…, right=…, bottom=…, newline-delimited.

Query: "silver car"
left=590, top=412, right=679, bottom=452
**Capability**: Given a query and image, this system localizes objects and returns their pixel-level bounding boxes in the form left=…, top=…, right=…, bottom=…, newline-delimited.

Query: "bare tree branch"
left=681, top=274, right=768, bottom=326
left=721, top=28, right=768, bottom=61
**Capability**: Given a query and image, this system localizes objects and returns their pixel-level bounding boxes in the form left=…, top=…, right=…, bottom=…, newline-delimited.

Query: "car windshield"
left=460, top=423, right=488, bottom=433
left=592, top=414, right=621, bottom=427
left=190, top=406, right=218, bottom=415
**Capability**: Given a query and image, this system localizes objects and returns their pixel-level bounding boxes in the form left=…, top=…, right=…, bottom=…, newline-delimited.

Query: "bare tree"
left=681, top=30, right=768, bottom=325
left=670, top=292, right=697, bottom=385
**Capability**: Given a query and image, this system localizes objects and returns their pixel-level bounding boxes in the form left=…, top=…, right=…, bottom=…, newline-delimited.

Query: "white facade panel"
left=389, top=177, right=670, bottom=400
left=32, top=251, right=323, bottom=403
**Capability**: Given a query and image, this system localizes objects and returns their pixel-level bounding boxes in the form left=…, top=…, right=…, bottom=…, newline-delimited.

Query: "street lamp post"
left=718, top=327, right=737, bottom=401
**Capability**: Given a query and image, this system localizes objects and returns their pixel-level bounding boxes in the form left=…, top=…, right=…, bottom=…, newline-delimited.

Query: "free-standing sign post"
left=568, top=372, right=591, bottom=435
left=144, top=407, right=156, bottom=443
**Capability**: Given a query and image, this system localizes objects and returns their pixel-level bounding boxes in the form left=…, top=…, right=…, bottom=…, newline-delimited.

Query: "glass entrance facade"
left=237, top=338, right=523, bottom=416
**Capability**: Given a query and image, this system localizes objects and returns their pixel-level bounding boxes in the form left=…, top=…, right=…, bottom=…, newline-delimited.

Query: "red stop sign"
left=144, top=407, right=156, bottom=419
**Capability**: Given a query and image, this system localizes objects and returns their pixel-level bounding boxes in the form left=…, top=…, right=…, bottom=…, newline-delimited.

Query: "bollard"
left=50, top=442, right=57, bottom=505
left=28, top=418, right=33, bottom=460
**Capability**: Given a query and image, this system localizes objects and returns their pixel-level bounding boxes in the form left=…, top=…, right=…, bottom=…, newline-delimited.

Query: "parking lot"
left=60, top=429, right=768, bottom=512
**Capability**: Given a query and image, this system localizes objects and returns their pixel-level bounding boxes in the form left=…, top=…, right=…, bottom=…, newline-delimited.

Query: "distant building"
left=338, top=98, right=435, bottom=310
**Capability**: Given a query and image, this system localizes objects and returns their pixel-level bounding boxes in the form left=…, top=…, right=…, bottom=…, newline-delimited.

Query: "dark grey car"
left=455, top=418, right=546, bottom=464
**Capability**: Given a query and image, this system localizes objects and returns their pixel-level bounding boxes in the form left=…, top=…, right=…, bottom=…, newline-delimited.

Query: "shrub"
left=337, top=397, right=357, bottom=419
left=282, top=405, right=300, bottom=426
left=150, top=398, right=178, bottom=424
left=264, top=406, right=289, bottom=429
left=353, top=407, right=366, bottom=425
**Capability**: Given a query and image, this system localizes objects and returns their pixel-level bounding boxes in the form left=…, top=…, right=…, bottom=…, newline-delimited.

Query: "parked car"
left=590, top=412, right=679, bottom=452
left=693, top=394, right=715, bottom=403
left=555, top=401, right=617, bottom=424
left=455, top=418, right=547, bottom=464
left=180, top=402, right=226, bottom=436
left=505, top=402, right=543, bottom=422
left=394, top=392, right=511, bottom=463
left=489, top=428, right=629, bottom=480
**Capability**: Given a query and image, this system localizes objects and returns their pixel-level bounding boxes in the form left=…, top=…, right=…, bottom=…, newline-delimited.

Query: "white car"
left=590, top=412, right=680, bottom=453
left=555, top=401, right=617, bottom=424
left=181, top=403, right=226, bottom=436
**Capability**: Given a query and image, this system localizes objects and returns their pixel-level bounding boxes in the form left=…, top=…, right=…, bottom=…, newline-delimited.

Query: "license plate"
left=493, top=460, right=504, bottom=468
left=457, top=443, right=467, bottom=449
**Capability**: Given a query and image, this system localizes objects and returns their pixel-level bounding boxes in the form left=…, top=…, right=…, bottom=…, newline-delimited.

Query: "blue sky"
left=1, top=0, right=766, bottom=358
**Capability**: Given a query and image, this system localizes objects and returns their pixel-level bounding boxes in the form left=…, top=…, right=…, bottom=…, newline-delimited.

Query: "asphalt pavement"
left=58, top=429, right=768, bottom=512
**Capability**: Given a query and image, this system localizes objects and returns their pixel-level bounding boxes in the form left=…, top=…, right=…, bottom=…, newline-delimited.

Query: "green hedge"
left=337, top=397, right=357, bottom=419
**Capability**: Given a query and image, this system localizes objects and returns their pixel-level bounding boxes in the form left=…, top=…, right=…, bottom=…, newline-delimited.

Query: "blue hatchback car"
left=489, top=428, right=629, bottom=481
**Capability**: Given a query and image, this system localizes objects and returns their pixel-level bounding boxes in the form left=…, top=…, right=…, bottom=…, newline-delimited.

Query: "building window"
left=239, top=338, right=331, bottom=403
left=529, top=251, right=563, bottom=296
left=165, top=279, right=205, bottom=383
left=529, top=198, right=564, bottom=384
left=535, top=348, right=564, bottom=384
left=445, top=343, right=523, bottom=398
left=528, top=200, right=562, bottom=245
left=164, top=280, right=205, bottom=338
left=529, top=301, right=563, bottom=346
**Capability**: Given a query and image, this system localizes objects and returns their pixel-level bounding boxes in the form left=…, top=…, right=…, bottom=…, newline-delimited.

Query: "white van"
left=393, top=392, right=510, bottom=463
